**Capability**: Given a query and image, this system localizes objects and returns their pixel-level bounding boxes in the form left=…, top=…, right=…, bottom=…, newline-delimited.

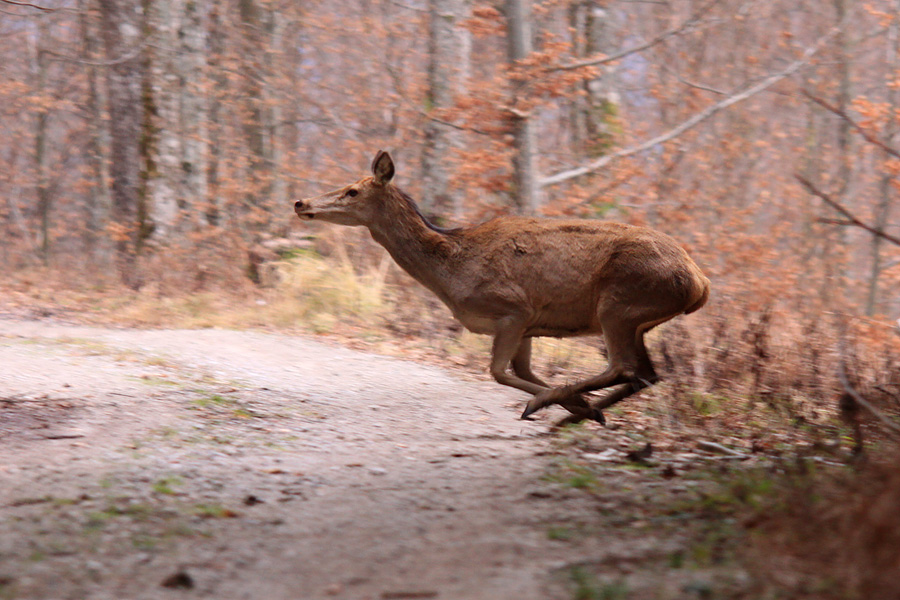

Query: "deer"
left=294, top=150, right=710, bottom=426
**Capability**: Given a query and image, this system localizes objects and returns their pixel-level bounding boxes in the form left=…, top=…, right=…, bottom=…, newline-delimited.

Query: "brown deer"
left=294, top=151, right=710, bottom=425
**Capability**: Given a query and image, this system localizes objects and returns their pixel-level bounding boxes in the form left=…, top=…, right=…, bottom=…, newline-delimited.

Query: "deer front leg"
left=511, top=337, right=548, bottom=388
left=521, top=377, right=619, bottom=421
left=489, top=321, right=546, bottom=397
left=522, top=324, right=640, bottom=420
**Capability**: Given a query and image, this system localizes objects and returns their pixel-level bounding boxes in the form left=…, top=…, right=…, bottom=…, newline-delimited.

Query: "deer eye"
left=346, top=189, right=358, bottom=197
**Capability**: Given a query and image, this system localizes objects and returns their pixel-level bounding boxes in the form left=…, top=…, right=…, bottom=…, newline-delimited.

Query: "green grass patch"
left=545, top=459, right=602, bottom=492
left=152, top=476, right=183, bottom=495
left=568, top=567, right=629, bottom=600
left=548, top=525, right=575, bottom=541
left=192, top=503, right=238, bottom=519
left=192, top=393, right=235, bottom=408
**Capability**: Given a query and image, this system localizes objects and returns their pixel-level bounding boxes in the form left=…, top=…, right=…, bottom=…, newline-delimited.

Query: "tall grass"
left=268, top=248, right=392, bottom=331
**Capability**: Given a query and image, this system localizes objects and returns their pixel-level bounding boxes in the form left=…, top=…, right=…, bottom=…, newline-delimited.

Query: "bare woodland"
left=1, top=0, right=897, bottom=311
left=2, top=0, right=900, bottom=596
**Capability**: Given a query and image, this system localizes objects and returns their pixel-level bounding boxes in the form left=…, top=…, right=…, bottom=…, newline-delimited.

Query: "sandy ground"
left=0, top=317, right=732, bottom=600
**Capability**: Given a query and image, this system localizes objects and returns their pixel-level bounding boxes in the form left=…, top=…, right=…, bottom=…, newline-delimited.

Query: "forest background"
left=2, top=0, right=900, bottom=595
left=2, top=0, right=898, bottom=421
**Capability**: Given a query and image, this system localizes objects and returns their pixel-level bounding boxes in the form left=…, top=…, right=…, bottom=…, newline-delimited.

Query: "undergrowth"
left=2, top=248, right=898, bottom=450
left=739, top=455, right=900, bottom=599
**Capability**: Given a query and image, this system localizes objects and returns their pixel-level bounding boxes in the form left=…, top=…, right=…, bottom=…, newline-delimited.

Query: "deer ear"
left=372, top=150, right=395, bottom=185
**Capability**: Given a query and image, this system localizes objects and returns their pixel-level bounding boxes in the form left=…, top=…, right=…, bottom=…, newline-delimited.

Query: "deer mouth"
left=294, top=199, right=316, bottom=220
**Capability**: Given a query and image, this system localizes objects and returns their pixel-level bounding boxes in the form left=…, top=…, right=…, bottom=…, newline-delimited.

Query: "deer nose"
left=294, top=200, right=305, bottom=210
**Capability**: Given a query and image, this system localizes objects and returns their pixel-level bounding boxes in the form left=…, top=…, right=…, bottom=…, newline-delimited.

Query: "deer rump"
left=295, top=150, right=710, bottom=426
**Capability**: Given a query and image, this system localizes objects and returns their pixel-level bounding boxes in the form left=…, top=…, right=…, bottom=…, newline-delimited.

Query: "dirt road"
left=0, top=318, right=721, bottom=600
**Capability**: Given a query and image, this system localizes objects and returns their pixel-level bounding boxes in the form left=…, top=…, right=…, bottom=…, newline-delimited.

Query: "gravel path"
left=0, top=318, right=657, bottom=600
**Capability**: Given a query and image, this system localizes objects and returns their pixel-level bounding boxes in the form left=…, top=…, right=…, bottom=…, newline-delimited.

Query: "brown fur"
left=295, top=151, right=710, bottom=424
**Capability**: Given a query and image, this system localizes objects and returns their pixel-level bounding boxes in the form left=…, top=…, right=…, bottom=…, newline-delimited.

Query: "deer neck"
left=367, top=187, right=456, bottom=299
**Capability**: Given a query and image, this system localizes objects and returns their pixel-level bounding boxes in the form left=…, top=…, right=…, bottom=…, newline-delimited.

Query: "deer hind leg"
left=584, top=328, right=661, bottom=420
left=513, top=337, right=603, bottom=423
left=521, top=321, right=642, bottom=420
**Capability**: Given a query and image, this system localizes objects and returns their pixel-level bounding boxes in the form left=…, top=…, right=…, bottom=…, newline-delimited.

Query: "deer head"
left=294, top=150, right=395, bottom=226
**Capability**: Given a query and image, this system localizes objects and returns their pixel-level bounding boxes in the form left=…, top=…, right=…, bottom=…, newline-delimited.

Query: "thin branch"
left=797, top=174, right=900, bottom=247
left=803, top=90, right=900, bottom=162
left=387, top=0, right=427, bottom=13
left=660, top=63, right=729, bottom=96
left=0, top=0, right=54, bottom=11
left=818, top=218, right=856, bottom=226
left=553, top=0, right=724, bottom=72
left=43, top=41, right=147, bottom=67
left=541, top=27, right=840, bottom=187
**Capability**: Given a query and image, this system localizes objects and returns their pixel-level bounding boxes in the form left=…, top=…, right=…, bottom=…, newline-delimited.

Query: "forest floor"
left=0, top=313, right=790, bottom=600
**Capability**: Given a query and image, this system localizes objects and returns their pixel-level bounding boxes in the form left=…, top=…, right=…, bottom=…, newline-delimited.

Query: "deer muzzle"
left=294, top=199, right=314, bottom=220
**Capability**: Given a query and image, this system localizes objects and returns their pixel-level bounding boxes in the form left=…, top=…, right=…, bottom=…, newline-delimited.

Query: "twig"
left=0, top=0, right=54, bottom=11
left=661, top=64, right=729, bottom=96
left=387, top=0, right=427, bottom=13
left=43, top=40, right=147, bottom=67
left=552, top=0, right=724, bottom=72
left=541, top=26, right=840, bottom=187
left=802, top=90, right=900, bottom=162
left=796, top=174, right=900, bottom=247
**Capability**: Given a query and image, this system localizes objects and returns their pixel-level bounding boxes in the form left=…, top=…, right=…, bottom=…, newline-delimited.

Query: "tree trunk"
left=264, top=9, right=286, bottom=216
left=206, top=2, right=225, bottom=227
left=826, top=0, right=853, bottom=303
left=181, top=0, right=209, bottom=231
left=80, top=0, right=113, bottom=265
left=239, top=0, right=272, bottom=226
left=31, top=16, right=51, bottom=264
left=568, top=1, right=619, bottom=157
left=421, top=0, right=470, bottom=220
left=505, top=0, right=539, bottom=214
left=146, top=0, right=208, bottom=238
left=99, top=0, right=144, bottom=289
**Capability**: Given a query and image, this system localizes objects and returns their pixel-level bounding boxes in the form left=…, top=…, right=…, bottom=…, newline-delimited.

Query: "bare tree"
left=421, top=0, right=470, bottom=220
left=30, top=14, right=51, bottom=263
left=145, top=0, right=208, bottom=238
left=567, top=1, right=619, bottom=156
left=505, top=0, right=539, bottom=214
left=238, top=0, right=273, bottom=229
left=99, top=0, right=144, bottom=288
left=79, top=0, right=112, bottom=264
left=206, top=2, right=225, bottom=227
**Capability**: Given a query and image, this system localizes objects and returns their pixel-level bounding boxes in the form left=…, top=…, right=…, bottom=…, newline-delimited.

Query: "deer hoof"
left=590, top=408, right=606, bottom=426
left=521, top=402, right=539, bottom=420
left=522, top=388, right=566, bottom=420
